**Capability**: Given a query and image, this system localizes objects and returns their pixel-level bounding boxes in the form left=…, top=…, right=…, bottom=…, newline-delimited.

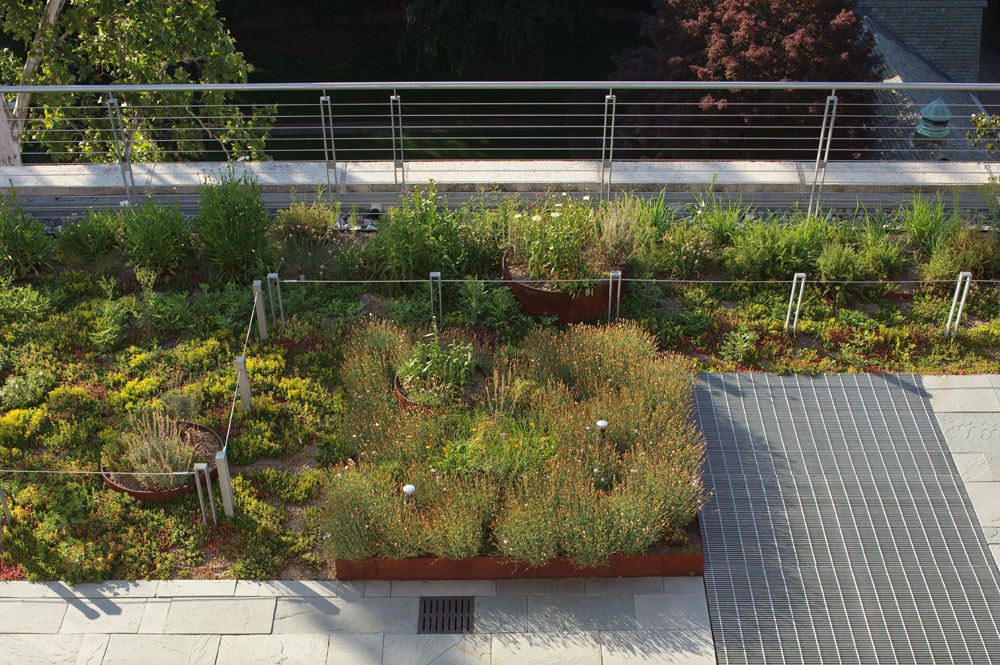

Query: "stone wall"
left=859, top=0, right=987, bottom=81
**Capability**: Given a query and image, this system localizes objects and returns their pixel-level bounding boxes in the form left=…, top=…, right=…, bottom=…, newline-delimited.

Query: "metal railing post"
left=429, top=271, right=443, bottom=326
left=808, top=90, right=838, bottom=217
left=945, top=271, right=973, bottom=338
left=600, top=90, right=617, bottom=200
left=106, top=97, right=136, bottom=205
left=0, top=481, right=12, bottom=528
left=266, top=273, right=285, bottom=331
left=252, top=280, right=268, bottom=341
left=215, top=450, right=235, bottom=518
left=607, top=271, right=623, bottom=324
left=319, top=94, right=342, bottom=194
left=390, top=92, right=405, bottom=189
left=235, top=356, right=252, bottom=413
left=784, top=273, right=807, bottom=335
left=193, top=463, right=217, bottom=527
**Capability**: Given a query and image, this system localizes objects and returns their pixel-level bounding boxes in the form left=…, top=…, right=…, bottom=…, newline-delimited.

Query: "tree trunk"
left=0, top=105, right=22, bottom=167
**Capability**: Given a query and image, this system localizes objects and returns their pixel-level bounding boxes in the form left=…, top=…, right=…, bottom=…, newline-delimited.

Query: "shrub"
left=120, top=412, right=198, bottom=490
left=396, top=328, right=475, bottom=407
left=902, top=194, right=958, bottom=255
left=0, top=191, right=55, bottom=277
left=654, top=221, right=714, bottom=279
left=362, top=183, right=468, bottom=280
left=921, top=226, right=1000, bottom=282
left=196, top=170, right=273, bottom=281
left=724, top=216, right=832, bottom=280
left=55, top=210, right=120, bottom=265
left=273, top=199, right=338, bottom=242
left=817, top=242, right=865, bottom=304
left=718, top=328, right=760, bottom=365
left=0, top=369, right=56, bottom=411
left=120, top=198, right=192, bottom=275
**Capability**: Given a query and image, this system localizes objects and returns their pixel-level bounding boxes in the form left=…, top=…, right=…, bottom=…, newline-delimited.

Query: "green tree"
left=969, top=113, right=1000, bottom=151
left=0, top=0, right=273, bottom=166
left=397, top=0, right=595, bottom=75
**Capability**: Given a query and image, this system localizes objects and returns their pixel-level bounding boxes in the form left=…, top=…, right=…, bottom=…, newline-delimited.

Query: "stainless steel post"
left=429, top=272, right=443, bottom=326
left=0, top=482, right=12, bottom=526
left=607, top=271, right=623, bottom=324
left=390, top=93, right=405, bottom=189
left=252, top=280, right=268, bottom=341
left=808, top=91, right=838, bottom=217
left=600, top=91, right=617, bottom=200
left=266, top=273, right=285, bottom=330
left=195, top=463, right=217, bottom=527
left=945, top=272, right=973, bottom=338
left=319, top=94, right=341, bottom=193
left=785, top=273, right=807, bottom=335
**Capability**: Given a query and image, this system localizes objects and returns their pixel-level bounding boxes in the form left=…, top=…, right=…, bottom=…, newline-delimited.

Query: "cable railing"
left=2, top=81, right=999, bottom=210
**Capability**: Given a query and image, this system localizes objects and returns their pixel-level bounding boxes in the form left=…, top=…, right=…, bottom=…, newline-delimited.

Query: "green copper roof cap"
left=916, top=98, right=952, bottom=138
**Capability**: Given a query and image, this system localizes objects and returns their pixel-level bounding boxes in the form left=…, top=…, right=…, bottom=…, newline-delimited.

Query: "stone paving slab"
left=633, top=593, right=711, bottom=631
left=525, top=595, right=637, bottom=632
left=583, top=577, right=663, bottom=595
left=933, top=413, right=1000, bottom=454
left=383, top=634, right=491, bottom=665
left=272, top=597, right=420, bottom=635
left=964, top=483, right=1000, bottom=543
left=216, top=634, right=328, bottom=665
left=390, top=580, right=496, bottom=597
left=926, top=386, right=1000, bottom=413
left=234, top=580, right=364, bottom=598
left=556, top=579, right=586, bottom=595
left=363, top=580, right=391, bottom=598
left=155, top=580, right=236, bottom=597
left=138, top=599, right=170, bottom=634
left=59, top=598, right=147, bottom=634
left=162, top=598, right=275, bottom=635
left=0, top=581, right=62, bottom=598
left=951, top=453, right=996, bottom=482
left=474, top=595, right=528, bottom=634
left=66, top=582, right=160, bottom=599
left=0, top=634, right=82, bottom=664
left=490, top=632, right=602, bottom=665
left=495, top=579, right=559, bottom=596
left=76, top=634, right=110, bottom=665
left=326, top=633, right=384, bottom=665
left=102, top=634, right=219, bottom=665
left=599, top=629, right=716, bottom=665
left=0, top=599, right=68, bottom=632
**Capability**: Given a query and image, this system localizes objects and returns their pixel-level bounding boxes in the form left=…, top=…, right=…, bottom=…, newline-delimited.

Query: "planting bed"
left=2, top=177, right=1000, bottom=584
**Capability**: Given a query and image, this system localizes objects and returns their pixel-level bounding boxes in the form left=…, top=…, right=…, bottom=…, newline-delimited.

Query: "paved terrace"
left=0, top=577, right=713, bottom=665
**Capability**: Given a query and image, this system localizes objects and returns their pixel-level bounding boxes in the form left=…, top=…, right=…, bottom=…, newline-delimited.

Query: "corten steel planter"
left=334, top=552, right=702, bottom=580
left=99, top=422, right=222, bottom=502
left=502, top=255, right=623, bottom=324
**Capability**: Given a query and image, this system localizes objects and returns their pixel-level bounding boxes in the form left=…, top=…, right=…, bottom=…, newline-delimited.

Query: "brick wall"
left=859, top=0, right=987, bottom=81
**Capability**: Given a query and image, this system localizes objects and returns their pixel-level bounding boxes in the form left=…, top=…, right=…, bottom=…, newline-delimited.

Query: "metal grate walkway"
left=695, top=373, right=1000, bottom=665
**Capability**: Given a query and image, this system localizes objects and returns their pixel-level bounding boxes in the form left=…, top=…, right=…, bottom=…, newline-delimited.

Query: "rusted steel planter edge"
left=335, top=552, right=703, bottom=580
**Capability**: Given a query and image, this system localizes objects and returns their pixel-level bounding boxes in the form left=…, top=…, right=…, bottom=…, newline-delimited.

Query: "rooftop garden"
left=0, top=174, right=999, bottom=583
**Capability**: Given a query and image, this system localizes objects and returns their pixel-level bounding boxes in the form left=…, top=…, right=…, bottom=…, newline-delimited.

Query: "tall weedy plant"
left=196, top=170, right=273, bottom=281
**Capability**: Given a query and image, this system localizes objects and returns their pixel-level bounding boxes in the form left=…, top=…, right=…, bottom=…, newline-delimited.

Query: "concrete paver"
left=525, top=595, right=637, bottom=632
left=0, top=635, right=81, bottom=665
left=935, top=413, right=1000, bottom=453
left=162, top=598, right=275, bottom=635
left=155, top=580, right=236, bottom=597
left=555, top=579, right=586, bottom=595
left=0, top=599, right=68, bottom=632
left=599, top=629, right=716, bottom=665
left=363, top=580, right=391, bottom=598
left=67, top=582, right=159, bottom=599
left=583, top=577, right=663, bottom=595
left=474, top=595, right=528, bottom=634
left=216, top=634, right=328, bottom=665
left=59, top=598, right=146, bottom=634
left=234, top=581, right=364, bottom=598
left=0, top=581, right=63, bottom=598
left=495, top=579, right=559, bottom=596
left=951, top=453, right=995, bottom=482
left=490, top=632, right=601, bottom=665
left=271, top=597, right=420, bottom=635
left=382, top=634, right=491, bottom=665
left=138, top=599, right=170, bottom=634
left=325, top=633, right=384, bottom=665
left=964, top=483, right=1000, bottom=543
left=390, top=580, right=496, bottom=597
left=102, top=634, right=219, bottom=665
left=75, top=635, right=110, bottom=665
left=633, top=593, right=711, bottom=631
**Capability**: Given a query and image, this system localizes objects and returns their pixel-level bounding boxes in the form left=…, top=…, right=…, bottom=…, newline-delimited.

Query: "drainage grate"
left=418, top=596, right=475, bottom=634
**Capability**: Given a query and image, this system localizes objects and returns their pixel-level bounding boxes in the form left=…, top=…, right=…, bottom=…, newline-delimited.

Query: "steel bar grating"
left=696, top=373, right=1000, bottom=664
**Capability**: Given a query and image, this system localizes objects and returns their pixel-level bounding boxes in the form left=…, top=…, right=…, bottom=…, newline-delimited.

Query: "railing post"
left=235, top=356, right=252, bottom=413
left=252, top=280, right=268, bottom=341
left=808, top=90, right=838, bottom=217
left=607, top=271, right=623, bottom=324
left=429, top=271, right=443, bottom=326
left=945, top=272, right=973, bottom=338
left=784, top=273, right=807, bottom=335
left=600, top=90, right=617, bottom=201
left=390, top=92, right=405, bottom=189
left=106, top=97, right=136, bottom=206
left=0, top=481, right=12, bottom=528
left=319, top=94, right=342, bottom=194
left=266, top=273, right=285, bottom=331
left=215, top=450, right=235, bottom=518
left=193, top=463, right=216, bottom=527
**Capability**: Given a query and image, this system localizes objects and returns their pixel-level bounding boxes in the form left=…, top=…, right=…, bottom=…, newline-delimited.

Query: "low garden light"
left=597, top=419, right=609, bottom=440
left=403, top=484, right=416, bottom=505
